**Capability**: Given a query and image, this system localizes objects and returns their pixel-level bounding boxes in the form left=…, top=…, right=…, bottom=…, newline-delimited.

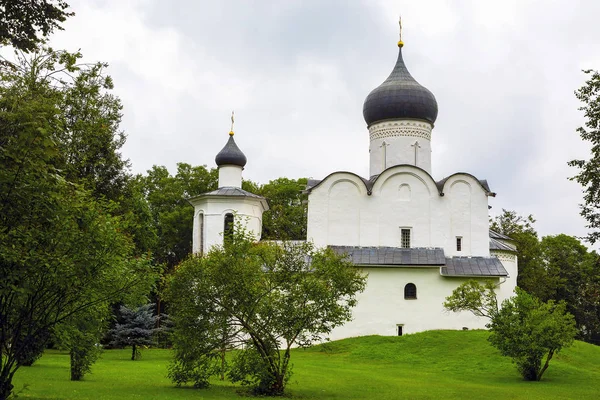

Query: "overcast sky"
left=44, top=0, right=600, bottom=245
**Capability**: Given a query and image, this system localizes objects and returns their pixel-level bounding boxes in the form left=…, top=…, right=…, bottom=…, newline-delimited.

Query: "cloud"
left=46, top=0, right=600, bottom=246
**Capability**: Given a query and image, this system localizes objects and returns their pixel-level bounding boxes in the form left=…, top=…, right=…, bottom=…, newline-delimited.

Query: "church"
left=188, top=25, right=518, bottom=339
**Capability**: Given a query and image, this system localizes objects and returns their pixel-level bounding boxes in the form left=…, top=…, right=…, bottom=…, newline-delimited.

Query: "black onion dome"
left=363, top=47, right=438, bottom=126
left=215, top=135, right=247, bottom=167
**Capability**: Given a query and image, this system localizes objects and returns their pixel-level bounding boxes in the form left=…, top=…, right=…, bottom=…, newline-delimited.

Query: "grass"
left=12, top=330, right=600, bottom=399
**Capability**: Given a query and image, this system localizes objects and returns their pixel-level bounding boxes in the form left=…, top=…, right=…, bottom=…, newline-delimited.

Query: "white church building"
left=189, top=28, right=518, bottom=339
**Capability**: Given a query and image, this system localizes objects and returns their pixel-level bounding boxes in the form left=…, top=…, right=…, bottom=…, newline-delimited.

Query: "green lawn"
left=12, top=330, right=600, bottom=399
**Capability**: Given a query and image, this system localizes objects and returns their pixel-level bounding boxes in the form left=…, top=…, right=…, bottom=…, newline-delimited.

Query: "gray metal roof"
left=329, top=245, right=508, bottom=277
left=441, top=257, right=508, bottom=277
left=329, top=246, right=445, bottom=266
left=490, top=237, right=517, bottom=252
left=489, top=229, right=514, bottom=241
left=200, top=186, right=264, bottom=198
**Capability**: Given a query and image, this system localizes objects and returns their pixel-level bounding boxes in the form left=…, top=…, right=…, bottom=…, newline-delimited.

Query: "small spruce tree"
left=109, top=304, right=158, bottom=360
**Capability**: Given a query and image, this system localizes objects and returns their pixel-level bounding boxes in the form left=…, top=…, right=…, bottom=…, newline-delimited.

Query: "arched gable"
left=438, top=173, right=495, bottom=197
left=371, top=165, right=437, bottom=196
left=311, top=172, right=370, bottom=197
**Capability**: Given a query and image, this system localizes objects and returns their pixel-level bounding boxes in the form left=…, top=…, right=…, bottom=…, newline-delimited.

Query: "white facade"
left=189, top=134, right=268, bottom=253
left=218, top=165, right=243, bottom=188
left=189, top=195, right=267, bottom=254
left=192, top=32, right=518, bottom=339
left=329, top=268, right=491, bottom=340
left=369, top=120, right=433, bottom=176
left=307, top=166, right=491, bottom=256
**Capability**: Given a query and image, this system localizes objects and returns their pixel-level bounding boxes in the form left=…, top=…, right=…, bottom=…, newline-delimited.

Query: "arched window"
left=224, top=213, right=234, bottom=245
left=198, top=213, right=204, bottom=255
left=404, top=283, right=417, bottom=300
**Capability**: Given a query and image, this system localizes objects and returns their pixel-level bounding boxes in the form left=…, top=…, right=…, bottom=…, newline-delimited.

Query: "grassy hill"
left=12, top=330, right=600, bottom=399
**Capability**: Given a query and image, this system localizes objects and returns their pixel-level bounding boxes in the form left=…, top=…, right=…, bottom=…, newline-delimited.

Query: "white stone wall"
left=191, top=197, right=265, bottom=253
left=369, top=120, right=433, bottom=176
left=329, top=267, right=498, bottom=340
left=307, top=165, right=491, bottom=256
left=492, top=250, right=518, bottom=303
left=218, top=165, right=243, bottom=188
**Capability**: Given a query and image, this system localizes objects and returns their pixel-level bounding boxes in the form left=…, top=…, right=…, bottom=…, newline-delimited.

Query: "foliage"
left=491, top=211, right=600, bottom=344
left=53, top=307, right=108, bottom=381
left=0, top=48, right=155, bottom=399
left=138, top=163, right=218, bottom=271
left=167, top=229, right=366, bottom=395
left=443, top=280, right=498, bottom=319
left=0, top=0, right=73, bottom=52
left=490, top=209, right=544, bottom=297
left=489, top=289, right=577, bottom=381
left=569, top=69, right=600, bottom=244
left=137, top=163, right=218, bottom=325
left=257, top=177, right=308, bottom=240
left=538, top=235, right=600, bottom=344
left=109, top=304, right=158, bottom=361
left=445, top=282, right=577, bottom=381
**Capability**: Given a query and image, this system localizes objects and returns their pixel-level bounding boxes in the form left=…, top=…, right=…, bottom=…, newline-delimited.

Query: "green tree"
left=569, top=69, right=600, bottom=245
left=0, top=0, right=73, bottom=52
left=53, top=306, right=108, bottom=381
left=140, top=163, right=218, bottom=270
left=138, top=163, right=218, bottom=319
left=489, top=289, right=577, bottom=381
left=443, top=280, right=499, bottom=319
left=444, top=282, right=577, bottom=381
left=166, top=229, right=366, bottom=395
left=0, top=48, right=155, bottom=398
left=257, top=177, right=308, bottom=240
left=490, top=209, right=544, bottom=298
left=539, top=235, right=600, bottom=344
left=109, top=304, right=158, bottom=361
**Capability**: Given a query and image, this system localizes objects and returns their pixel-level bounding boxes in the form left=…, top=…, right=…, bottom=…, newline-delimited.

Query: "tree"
left=444, top=282, right=577, bottom=381
left=139, top=163, right=218, bottom=270
left=490, top=209, right=545, bottom=298
left=53, top=306, right=108, bottom=381
left=443, top=280, right=499, bottom=319
left=539, top=235, right=600, bottom=344
left=569, top=69, right=600, bottom=245
left=257, top=177, right=308, bottom=240
left=0, top=0, right=73, bottom=52
left=489, top=289, right=577, bottom=381
left=138, top=163, right=218, bottom=321
left=166, top=229, right=366, bottom=395
left=0, top=48, right=155, bottom=399
left=109, top=304, right=158, bottom=361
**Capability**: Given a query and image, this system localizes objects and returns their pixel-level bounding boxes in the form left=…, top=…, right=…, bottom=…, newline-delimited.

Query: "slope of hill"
left=12, top=330, right=600, bottom=399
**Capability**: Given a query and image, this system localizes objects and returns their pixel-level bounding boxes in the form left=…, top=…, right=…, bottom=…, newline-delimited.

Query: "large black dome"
left=215, top=135, right=247, bottom=167
left=363, top=47, right=438, bottom=126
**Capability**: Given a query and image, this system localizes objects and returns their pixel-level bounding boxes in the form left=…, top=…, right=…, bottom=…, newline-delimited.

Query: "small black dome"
left=215, top=135, right=247, bottom=167
left=363, top=47, right=438, bottom=126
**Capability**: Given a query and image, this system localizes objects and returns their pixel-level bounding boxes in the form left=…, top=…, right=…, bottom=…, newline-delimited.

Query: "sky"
left=41, top=0, right=600, bottom=245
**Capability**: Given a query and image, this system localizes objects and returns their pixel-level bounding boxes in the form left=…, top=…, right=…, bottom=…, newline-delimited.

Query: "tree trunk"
left=0, top=379, right=14, bottom=400
left=220, top=348, right=225, bottom=380
left=70, top=348, right=83, bottom=381
left=269, top=374, right=285, bottom=396
left=131, top=344, right=136, bottom=361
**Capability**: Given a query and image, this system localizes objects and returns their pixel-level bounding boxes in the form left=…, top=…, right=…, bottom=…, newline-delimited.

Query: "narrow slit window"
left=224, top=213, right=234, bottom=245
left=456, top=237, right=462, bottom=252
left=397, top=325, right=403, bottom=336
left=199, top=213, right=204, bottom=255
left=401, top=228, right=411, bottom=248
